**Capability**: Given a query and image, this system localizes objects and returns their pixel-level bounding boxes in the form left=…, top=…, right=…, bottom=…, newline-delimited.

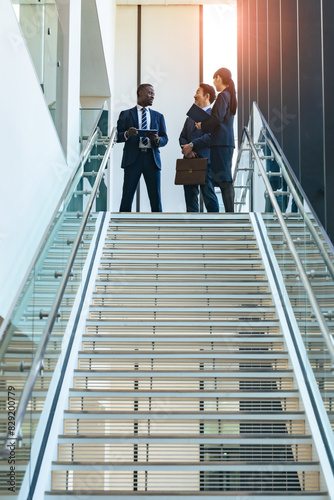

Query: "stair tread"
left=73, top=370, right=293, bottom=375
left=63, top=410, right=306, bottom=416
left=45, top=491, right=329, bottom=496
left=58, top=433, right=311, bottom=440
left=51, top=460, right=319, bottom=466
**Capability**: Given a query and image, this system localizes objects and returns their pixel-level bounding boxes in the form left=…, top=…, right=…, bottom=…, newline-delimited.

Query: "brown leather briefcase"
left=174, top=158, right=208, bottom=185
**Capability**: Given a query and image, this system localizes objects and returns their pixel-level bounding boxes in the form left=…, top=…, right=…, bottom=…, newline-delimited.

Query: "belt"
left=139, top=148, right=151, bottom=153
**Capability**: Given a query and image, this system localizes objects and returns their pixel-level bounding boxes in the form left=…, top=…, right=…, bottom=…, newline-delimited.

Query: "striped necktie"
left=141, top=107, right=148, bottom=146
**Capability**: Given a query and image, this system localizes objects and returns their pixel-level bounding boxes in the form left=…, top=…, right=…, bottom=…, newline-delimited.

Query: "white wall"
left=112, top=4, right=200, bottom=213
left=0, top=0, right=71, bottom=319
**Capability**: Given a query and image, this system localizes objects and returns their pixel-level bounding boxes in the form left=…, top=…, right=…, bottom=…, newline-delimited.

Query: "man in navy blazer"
left=179, top=84, right=219, bottom=212
left=117, top=84, right=168, bottom=212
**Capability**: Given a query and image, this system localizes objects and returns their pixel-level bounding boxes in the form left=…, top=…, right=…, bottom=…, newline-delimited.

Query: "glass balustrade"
left=234, top=103, right=334, bottom=430
left=0, top=106, right=113, bottom=495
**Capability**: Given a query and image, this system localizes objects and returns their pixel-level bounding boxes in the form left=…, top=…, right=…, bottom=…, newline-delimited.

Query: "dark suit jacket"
left=201, top=89, right=234, bottom=147
left=117, top=106, right=168, bottom=169
left=179, top=107, right=211, bottom=163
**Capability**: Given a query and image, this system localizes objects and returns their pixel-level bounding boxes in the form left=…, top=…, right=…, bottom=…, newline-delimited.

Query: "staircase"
left=44, top=213, right=327, bottom=499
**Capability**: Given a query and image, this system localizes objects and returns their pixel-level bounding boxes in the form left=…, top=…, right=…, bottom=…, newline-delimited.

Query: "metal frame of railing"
left=1, top=127, right=116, bottom=453
left=233, top=132, right=254, bottom=211
left=252, top=101, right=334, bottom=255
left=238, top=123, right=334, bottom=369
left=0, top=104, right=106, bottom=350
left=264, top=135, right=334, bottom=283
left=0, top=130, right=100, bottom=367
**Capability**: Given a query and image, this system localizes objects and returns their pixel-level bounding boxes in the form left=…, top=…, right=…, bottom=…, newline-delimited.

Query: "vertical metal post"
left=136, top=5, right=142, bottom=212
left=199, top=5, right=203, bottom=84
left=249, top=104, right=254, bottom=212
left=199, top=5, right=204, bottom=212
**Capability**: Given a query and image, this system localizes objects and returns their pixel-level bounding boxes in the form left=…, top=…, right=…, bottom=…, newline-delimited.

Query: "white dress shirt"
left=137, top=104, right=152, bottom=148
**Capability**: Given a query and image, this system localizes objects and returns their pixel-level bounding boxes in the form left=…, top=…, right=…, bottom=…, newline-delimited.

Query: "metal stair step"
left=84, top=305, right=276, bottom=313
left=81, top=334, right=282, bottom=341
left=45, top=493, right=329, bottom=500
left=72, top=370, right=293, bottom=378
left=56, top=434, right=312, bottom=444
left=101, top=249, right=260, bottom=255
left=67, top=390, right=300, bottom=398
left=50, top=462, right=319, bottom=471
left=84, top=320, right=280, bottom=327
left=77, top=352, right=288, bottom=360
left=104, top=242, right=258, bottom=249
left=62, top=410, right=306, bottom=420
left=97, top=269, right=266, bottom=276
left=87, top=312, right=276, bottom=321
left=94, top=282, right=270, bottom=291
left=104, top=229, right=255, bottom=236
left=67, top=397, right=301, bottom=412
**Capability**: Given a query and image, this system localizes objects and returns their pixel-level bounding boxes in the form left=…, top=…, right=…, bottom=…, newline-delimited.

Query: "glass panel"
left=233, top=134, right=252, bottom=213
left=80, top=108, right=103, bottom=148
left=12, top=0, right=60, bottom=126
left=242, top=103, right=334, bottom=429
left=0, top=111, right=108, bottom=495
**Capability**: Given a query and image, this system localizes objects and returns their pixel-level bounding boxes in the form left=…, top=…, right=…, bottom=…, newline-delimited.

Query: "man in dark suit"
left=179, top=84, right=219, bottom=212
left=117, top=84, right=168, bottom=212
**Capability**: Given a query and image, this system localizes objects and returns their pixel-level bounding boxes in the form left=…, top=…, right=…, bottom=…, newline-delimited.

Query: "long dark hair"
left=213, top=67, right=237, bottom=115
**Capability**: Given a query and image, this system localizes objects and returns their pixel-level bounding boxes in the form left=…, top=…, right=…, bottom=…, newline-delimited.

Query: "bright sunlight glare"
left=203, top=3, right=237, bottom=92
left=203, top=2, right=238, bottom=177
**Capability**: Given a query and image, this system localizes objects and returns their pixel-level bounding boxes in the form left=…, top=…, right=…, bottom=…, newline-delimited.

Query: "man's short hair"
left=199, top=83, right=216, bottom=104
left=137, top=83, right=153, bottom=97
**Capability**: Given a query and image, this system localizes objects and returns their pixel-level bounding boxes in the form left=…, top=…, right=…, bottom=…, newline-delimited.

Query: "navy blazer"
left=201, top=90, right=234, bottom=147
left=179, top=108, right=211, bottom=163
left=117, top=106, right=168, bottom=169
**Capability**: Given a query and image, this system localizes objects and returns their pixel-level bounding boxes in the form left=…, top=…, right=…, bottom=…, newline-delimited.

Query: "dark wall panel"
left=242, top=0, right=250, bottom=124
left=298, top=0, right=324, bottom=221
left=322, top=0, right=334, bottom=241
left=237, top=0, right=244, bottom=141
left=237, top=0, right=333, bottom=239
left=257, top=0, right=268, bottom=120
left=249, top=0, right=258, bottom=108
left=280, top=0, right=299, bottom=178
left=267, top=0, right=282, bottom=145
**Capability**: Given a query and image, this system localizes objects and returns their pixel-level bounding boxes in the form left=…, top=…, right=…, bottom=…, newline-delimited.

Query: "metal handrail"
left=0, top=104, right=105, bottom=348
left=243, top=127, right=334, bottom=369
left=3, top=126, right=116, bottom=449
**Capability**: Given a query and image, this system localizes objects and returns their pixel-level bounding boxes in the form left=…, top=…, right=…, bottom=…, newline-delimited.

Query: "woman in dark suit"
left=196, top=68, right=237, bottom=212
